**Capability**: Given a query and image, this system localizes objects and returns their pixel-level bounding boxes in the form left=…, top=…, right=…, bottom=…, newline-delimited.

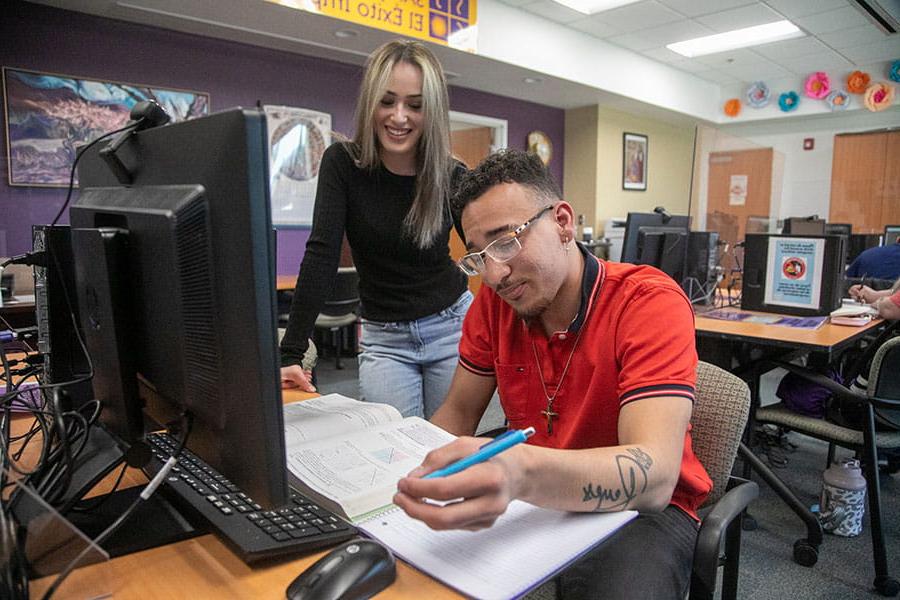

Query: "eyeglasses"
left=457, top=205, right=554, bottom=276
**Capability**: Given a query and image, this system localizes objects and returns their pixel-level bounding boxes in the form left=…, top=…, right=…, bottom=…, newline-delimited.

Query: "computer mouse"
left=286, top=538, right=397, bottom=600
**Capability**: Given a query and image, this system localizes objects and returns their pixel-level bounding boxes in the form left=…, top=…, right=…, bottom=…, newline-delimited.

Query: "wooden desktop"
left=25, top=388, right=462, bottom=599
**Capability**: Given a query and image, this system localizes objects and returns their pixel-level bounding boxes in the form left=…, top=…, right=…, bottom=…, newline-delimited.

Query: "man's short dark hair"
left=452, top=149, right=562, bottom=222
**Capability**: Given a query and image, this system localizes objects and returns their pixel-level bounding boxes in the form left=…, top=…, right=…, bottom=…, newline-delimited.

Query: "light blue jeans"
left=358, top=290, right=473, bottom=418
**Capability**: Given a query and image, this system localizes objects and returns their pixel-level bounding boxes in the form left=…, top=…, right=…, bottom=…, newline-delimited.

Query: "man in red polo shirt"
left=394, top=150, right=712, bottom=599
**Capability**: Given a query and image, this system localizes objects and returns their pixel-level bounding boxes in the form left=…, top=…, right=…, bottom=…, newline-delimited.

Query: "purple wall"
left=1, top=1, right=564, bottom=274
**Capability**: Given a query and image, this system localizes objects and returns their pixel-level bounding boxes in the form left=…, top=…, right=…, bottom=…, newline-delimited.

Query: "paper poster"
left=264, top=105, right=331, bottom=226
left=763, top=237, right=825, bottom=309
left=729, top=174, right=747, bottom=206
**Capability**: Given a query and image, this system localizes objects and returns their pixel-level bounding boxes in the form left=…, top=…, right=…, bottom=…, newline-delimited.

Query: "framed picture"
left=2, top=67, right=209, bottom=187
left=264, top=105, right=331, bottom=226
left=622, top=132, right=648, bottom=191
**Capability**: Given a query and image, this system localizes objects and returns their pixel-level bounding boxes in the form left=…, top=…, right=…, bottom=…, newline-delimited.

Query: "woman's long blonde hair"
left=351, top=40, right=452, bottom=249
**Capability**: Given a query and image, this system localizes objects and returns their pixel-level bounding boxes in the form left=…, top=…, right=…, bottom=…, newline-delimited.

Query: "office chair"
left=754, top=328, right=900, bottom=597
left=690, top=361, right=758, bottom=600
left=521, top=362, right=757, bottom=600
left=314, top=267, right=360, bottom=369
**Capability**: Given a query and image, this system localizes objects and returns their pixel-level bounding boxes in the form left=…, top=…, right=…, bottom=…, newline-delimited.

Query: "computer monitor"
left=782, top=216, right=825, bottom=236
left=885, top=225, right=900, bottom=246
left=741, top=234, right=845, bottom=317
left=620, top=212, right=691, bottom=265
left=71, top=108, right=288, bottom=508
left=847, top=233, right=882, bottom=264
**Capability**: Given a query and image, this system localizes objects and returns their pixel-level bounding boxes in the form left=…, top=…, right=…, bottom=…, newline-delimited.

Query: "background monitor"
left=73, top=107, right=288, bottom=508
left=782, top=216, right=826, bottom=236
left=620, top=211, right=691, bottom=267
left=825, top=223, right=852, bottom=237
left=741, top=234, right=845, bottom=317
left=885, top=225, right=900, bottom=246
left=847, top=233, right=882, bottom=265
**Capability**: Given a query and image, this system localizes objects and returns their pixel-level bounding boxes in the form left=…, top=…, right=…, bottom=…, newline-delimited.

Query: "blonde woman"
left=280, top=40, right=471, bottom=418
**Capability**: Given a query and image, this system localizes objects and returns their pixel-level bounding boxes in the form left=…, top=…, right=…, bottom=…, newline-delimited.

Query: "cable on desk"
left=39, top=413, right=194, bottom=600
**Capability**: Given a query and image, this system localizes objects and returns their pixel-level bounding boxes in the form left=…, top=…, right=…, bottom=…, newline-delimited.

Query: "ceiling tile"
left=642, top=46, right=691, bottom=64
left=523, top=0, right=585, bottom=24
left=629, top=18, right=714, bottom=46
left=818, top=24, right=892, bottom=49
left=752, top=36, right=832, bottom=61
left=695, top=48, right=767, bottom=69
left=656, top=0, right=753, bottom=18
left=605, top=31, right=660, bottom=51
left=695, top=3, right=784, bottom=32
left=793, top=7, right=871, bottom=35
left=589, top=0, right=683, bottom=34
left=841, top=40, right=900, bottom=64
left=568, top=16, right=622, bottom=38
left=777, top=52, right=855, bottom=76
left=762, top=0, right=848, bottom=20
left=665, top=58, right=717, bottom=73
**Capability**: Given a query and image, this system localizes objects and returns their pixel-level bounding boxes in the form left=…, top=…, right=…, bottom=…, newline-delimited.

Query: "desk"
left=1, top=294, right=36, bottom=329
left=27, top=388, right=462, bottom=599
left=277, top=275, right=297, bottom=292
left=694, top=308, right=885, bottom=566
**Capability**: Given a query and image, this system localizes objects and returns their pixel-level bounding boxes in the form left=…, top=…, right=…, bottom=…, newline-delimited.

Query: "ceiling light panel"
left=667, top=20, right=804, bottom=58
left=550, top=0, right=641, bottom=16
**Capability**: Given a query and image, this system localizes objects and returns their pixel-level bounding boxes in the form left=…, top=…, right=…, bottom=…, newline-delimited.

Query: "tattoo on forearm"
left=581, top=448, right=654, bottom=512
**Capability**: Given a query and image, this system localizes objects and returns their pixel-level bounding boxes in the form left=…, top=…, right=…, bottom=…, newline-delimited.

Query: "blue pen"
left=423, top=426, right=535, bottom=479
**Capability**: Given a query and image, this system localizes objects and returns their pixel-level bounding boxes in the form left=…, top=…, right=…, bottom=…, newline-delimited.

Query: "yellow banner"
left=269, top=0, right=477, bottom=51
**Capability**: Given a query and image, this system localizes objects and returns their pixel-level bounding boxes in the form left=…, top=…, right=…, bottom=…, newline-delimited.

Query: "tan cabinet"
left=830, top=130, right=900, bottom=233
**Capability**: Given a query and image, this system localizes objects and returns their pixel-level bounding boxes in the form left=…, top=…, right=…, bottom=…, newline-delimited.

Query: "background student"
left=279, top=40, right=471, bottom=419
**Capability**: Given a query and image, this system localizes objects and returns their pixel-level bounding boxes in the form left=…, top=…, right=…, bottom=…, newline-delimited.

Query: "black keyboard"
left=145, top=432, right=357, bottom=563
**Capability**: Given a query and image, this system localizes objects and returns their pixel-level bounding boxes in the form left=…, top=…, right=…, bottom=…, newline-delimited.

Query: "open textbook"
left=284, top=394, right=638, bottom=600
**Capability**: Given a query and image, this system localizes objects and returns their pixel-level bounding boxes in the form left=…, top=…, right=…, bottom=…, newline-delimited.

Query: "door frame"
left=449, top=110, right=508, bottom=152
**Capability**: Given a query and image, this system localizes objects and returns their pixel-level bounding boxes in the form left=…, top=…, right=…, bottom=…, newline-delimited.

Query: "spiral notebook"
left=358, top=502, right=636, bottom=600
left=283, top=395, right=637, bottom=599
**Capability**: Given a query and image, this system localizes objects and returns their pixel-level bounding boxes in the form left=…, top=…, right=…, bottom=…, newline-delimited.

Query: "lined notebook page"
left=359, top=501, right=637, bottom=600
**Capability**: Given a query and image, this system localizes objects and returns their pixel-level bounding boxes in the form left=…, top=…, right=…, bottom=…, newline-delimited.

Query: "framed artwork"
left=2, top=67, right=209, bottom=187
left=264, top=105, right=331, bottom=226
left=622, top=132, right=648, bottom=191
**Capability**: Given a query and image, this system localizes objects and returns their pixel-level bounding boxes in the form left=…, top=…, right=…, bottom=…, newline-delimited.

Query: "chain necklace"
left=530, top=322, right=585, bottom=435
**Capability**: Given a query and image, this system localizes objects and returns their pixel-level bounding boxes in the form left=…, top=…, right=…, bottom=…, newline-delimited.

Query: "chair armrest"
left=693, top=478, right=759, bottom=593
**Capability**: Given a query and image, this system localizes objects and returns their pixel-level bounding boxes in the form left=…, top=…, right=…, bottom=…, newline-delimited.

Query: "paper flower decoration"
left=778, top=91, right=799, bottom=112
left=746, top=81, right=771, bottom=108
left=847, top=70, right=870, bottom=94
left=891, top=60, right=900, bottom=83
left=804, top=72, right=830, bottom=99
left=826, top=90, right=850, bottom=111
left=724, top=98, right=741, bottom=117
left=864, top=82, right=895, bottom=112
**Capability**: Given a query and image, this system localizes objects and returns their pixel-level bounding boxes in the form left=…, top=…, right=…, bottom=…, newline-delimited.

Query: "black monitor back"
left=621, top=212, right=690, bottom=264
left=741, top=233, right=845, bottom=316
left=74, top=108, right=287, bottom=508
left=847, top=233, right=882, bottom=264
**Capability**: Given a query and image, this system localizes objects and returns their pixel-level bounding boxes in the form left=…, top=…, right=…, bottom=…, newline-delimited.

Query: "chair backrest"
left=691, top=361, right=751, bottom=507
left=871, top=335, right=900, bottom=407
left=320, top=266, right=359, bottom=317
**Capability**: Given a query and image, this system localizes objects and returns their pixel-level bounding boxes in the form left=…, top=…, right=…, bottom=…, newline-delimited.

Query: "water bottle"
left=819, top=457, right=867, bottom=537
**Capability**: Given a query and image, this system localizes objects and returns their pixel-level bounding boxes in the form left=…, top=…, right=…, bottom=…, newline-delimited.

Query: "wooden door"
left=707, top=148, right=773, bottom=281
left=450, top=127, right=493, bottom=295
left=882, top=131, right=900, bottom=226
left=830, top=132, right=887, bottom=233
